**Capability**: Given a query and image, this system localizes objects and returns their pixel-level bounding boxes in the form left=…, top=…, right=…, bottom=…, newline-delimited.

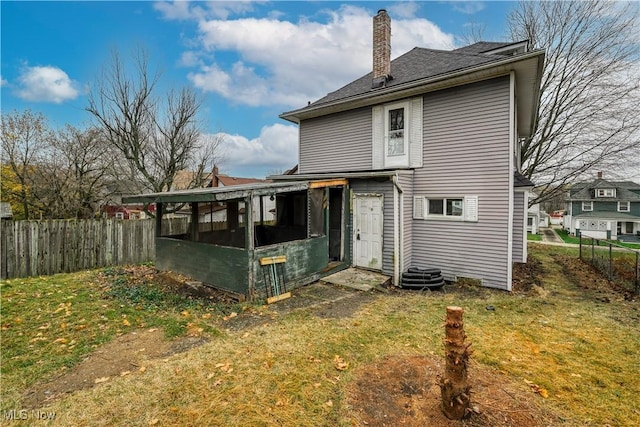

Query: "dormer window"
left=596, top=188, right=615, bottom=197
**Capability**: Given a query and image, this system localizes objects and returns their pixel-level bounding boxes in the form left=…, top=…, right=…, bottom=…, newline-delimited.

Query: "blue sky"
left=1, top=1, right=515, bottom=178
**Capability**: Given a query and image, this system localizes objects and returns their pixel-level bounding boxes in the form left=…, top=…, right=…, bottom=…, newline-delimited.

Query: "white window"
left=596, top=189, right=615, bottom=197
left=387, top=106, right=406, bottom=156
left=618, top=201, right=630, bottom=212
left=582, top=201, right=593, bottom=211
left=115, top=212, right=125, bottom=219
left=413, top=196, right=478, bottom=222
left=372, top=97, right=423, bottom=169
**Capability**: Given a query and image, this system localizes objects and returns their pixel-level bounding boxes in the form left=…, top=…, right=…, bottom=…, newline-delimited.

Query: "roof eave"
left=122, top=182, right=309, bottom=204
left=280, top=49, right=545, bottom=136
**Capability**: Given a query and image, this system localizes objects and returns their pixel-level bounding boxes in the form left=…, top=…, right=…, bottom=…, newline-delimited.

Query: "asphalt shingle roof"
left=514, top=171, right=535, bottom=187
left=307, top=41, right=529, bottom=108
left=568, top=178, right=640, bottom=201
left=452, top=41, right=517, bottom=54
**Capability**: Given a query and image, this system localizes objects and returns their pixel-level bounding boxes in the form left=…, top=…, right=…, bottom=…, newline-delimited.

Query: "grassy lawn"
left=0, top=265, right=243, bottom=412
left=557, top=227, right=640, bottom=249
left=556, top=228, right=581, bottom=244
left=1, top=246, right=639, bottom=426
left=527, top=232, right=542, bottom=241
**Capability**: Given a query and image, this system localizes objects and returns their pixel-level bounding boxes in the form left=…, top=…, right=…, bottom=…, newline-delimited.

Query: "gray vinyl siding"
left=397, top=170, right=415, bottom=271
left=299, top=107, right=372, bottom=174
left=412, top=76, right=512, bottom=289
left=512, top=191, right=525, bottom=262
left=350, top=179, right=394, bottom=276
left=573, top=200, right=640, bottom=216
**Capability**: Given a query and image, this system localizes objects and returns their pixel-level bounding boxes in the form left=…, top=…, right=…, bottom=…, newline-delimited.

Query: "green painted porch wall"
left=156, top=238, right=249, bottom=295
left=253, top=236, right=329, bottom=299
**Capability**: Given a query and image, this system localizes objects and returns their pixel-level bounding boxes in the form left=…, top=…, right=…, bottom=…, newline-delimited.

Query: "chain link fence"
left=579, top=235, right=639, bottom=294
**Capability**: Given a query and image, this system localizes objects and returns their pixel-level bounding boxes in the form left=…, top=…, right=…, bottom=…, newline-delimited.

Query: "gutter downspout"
left=392, top=174, right=404, bottom=287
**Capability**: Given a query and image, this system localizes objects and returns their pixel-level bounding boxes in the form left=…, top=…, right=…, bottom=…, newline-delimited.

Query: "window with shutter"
left=372, top=97, right=423, bottom=169
left=413, top=195, right=478, bottom=222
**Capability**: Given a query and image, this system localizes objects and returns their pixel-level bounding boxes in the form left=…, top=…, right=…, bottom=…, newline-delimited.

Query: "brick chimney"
left=212, top=165, right=219, bottom=187
left=372, top=9, right=391, bottom=88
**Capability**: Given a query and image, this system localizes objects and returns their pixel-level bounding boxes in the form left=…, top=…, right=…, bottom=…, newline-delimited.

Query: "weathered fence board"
left=0, top=218, right=194, bottom=279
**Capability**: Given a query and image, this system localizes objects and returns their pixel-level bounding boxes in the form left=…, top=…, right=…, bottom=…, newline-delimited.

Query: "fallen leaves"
left=524, top=379, right=548, bottom=398
left=215, top=362, right=233, bottom=373
left=222, top=312, right=238, bottom=321
left=333, top=355, right=349, bottom=371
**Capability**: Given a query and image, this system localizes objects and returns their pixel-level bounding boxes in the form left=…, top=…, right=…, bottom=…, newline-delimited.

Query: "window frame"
left=383, top=101, right=409, bottom=167
left=582, top=201, right=593, bottom=211
left=596, top=188, right=615, bottom=197
left=426, top=197, right=465, bottom=220
left=618, top=201, right=630, bottom=212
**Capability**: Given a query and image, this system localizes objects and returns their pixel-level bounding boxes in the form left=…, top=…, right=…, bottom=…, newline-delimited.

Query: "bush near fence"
left=0, top=218, right=196, bottom=279
left=579, top=235, right=640, bottom=294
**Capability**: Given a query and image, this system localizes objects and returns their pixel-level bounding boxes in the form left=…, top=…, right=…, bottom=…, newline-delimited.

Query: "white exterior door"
left=353, top=194, right=383, bottom=270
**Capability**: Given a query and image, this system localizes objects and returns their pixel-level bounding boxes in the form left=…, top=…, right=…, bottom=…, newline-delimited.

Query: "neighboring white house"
left=527, top=193, right=549, bottom=234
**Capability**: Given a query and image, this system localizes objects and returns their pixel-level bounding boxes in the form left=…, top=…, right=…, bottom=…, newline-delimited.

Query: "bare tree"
left=86, top=48, right=222, bottom=209
left=1, top=110, right=50, bottom=219
left=459, top=21, right=486, bottom=46
left=44, top=126, right=114, bottom=218
left=509, top=0, right=640, bottom=204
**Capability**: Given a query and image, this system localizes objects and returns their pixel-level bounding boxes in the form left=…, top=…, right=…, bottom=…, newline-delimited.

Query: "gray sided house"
left=563, top=173, right=640, bottom=240
left=277, top=10, right=544, bottom=291
left=125, top=10, right=545, bottom=299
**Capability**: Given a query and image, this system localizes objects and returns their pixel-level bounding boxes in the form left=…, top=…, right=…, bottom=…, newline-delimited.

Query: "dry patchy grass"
left=1, top=244, right=639, bottom=426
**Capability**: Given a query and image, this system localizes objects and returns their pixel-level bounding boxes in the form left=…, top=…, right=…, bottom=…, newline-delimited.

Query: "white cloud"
left=0, top=75, right=8, bottom=87
left=178, top=51, right=203, bottom=67
left=15, top=65, right=79, bottom=103
left=218, top=123, right=298, bottom=173
left=154, top=1, right=256, bottom=21
left=387, top=2, right=421, bottom=19
left=450, top=1, right=486, bottom=15
left=182, top=5, right=454, bottom=108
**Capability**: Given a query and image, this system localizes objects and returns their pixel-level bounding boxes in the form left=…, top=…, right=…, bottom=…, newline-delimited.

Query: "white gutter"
left=507, top=71, right=515, bottom=291
left=391, top=174, right=404, bottom=287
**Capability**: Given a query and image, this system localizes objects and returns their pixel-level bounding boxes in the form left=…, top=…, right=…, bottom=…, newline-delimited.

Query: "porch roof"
left=268, top=170, right=399, bottom=181
left=574, top=211, right=640, bottom=221
left=122, top=181, right=309, bottom=204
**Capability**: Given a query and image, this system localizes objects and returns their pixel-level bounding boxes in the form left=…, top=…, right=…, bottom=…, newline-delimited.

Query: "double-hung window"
left=372, top=97, right=423, bottom=169
left=582, top=201, right=593, bottom=211
left=618, top=201, right=630, bottom=212
left=383, top=102, right=409, bottom=167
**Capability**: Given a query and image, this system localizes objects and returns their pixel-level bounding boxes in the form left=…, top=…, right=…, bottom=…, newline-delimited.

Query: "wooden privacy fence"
left=0, top=218, right=192, bottom=279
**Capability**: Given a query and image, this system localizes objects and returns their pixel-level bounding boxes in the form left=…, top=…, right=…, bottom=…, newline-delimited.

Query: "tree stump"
left=440, top=306, right=472, bottom=420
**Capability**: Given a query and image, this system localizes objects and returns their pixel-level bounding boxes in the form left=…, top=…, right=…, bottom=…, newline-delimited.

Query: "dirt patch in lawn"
left=553, top=253, right=637, bottom=302
left=347, top=354, right=559, bottom=427
left=22, top=328, right=207, bottom=410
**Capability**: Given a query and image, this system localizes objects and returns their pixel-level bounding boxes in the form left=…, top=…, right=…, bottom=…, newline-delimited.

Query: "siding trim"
left=393, top=175, right=401, bottom=286
left=372, top=106, right=384, bottom=169
left=507, top=71, right=515, bottom=290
